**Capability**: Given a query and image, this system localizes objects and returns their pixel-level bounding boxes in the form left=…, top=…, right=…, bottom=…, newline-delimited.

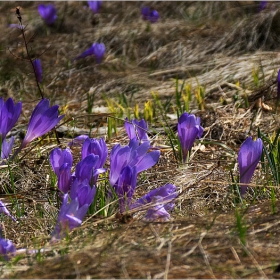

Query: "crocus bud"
left=238, top=137, right=263, bottom=197
left=88, top=1, right=102, bottom=13
left=38, top=4, right=57, bottom=26
left=177, top=112, right=204, bottom=163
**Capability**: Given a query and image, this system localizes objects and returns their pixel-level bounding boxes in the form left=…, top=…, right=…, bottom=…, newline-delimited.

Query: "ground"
left=1, top=1, right=280, bottom=279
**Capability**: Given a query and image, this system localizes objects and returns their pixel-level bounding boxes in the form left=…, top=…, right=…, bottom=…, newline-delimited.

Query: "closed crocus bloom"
left=178, top=112, right=204, bottom=163
left=0, top=238, right=16, bottom=261
left=51, top=194, right=90, bottom=240
left=70, top=179, right=96, bottom=207
left=75, top=43, right=105, bottom=64
left=0, top=98, right=22, bottom=140
left=238, top=137, right=263, bottom=197
left=81, top=137, right=108, bottom=168
left=115, top=166, right=137, bottom=213
left=1, top=137, right=14, bottom=160
left=88, top=1, right=102, bottom=13
left=57, top=163, right=72, bottom=194
left=50, top=148, right=73, bottom=177
left=20, top=99, right=64, bottom=149
left=141, top=7, right=159, bottom=23
left=32, top=59, right=43, bottom=84
left=75, top=154, right=105, bottom=184
left=92, top=43, right=105, bottom=64
left=38, top=4, right=57, bottom=26
left=124, top=118, right=149, bottom=141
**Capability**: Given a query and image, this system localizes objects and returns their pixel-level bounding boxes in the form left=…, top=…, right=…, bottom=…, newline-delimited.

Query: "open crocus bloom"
left=109, top=139, right=160, bottom=187
left=32, top=59, right=43, bottom=84
left=0, top=98, right=22, bottom=140
left=75, top=43, right=105, bottom=64
left=88, top=1, right=102, bottom=13
left=20, top=99, right=64, bottom=149
left=124, top=118, right=149, bottom=142
left=238, top=137, right=263, bottom=197
left=38, top=4, right=57, bottom=26
left=177, top=112, right=204, bottom=163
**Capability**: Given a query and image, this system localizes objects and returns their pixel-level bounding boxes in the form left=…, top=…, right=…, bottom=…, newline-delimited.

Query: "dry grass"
left=0, top=1, right=280, bottom=278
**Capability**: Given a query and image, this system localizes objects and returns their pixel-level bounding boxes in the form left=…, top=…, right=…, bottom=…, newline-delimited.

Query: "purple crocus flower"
left=131, top=183, right=178, bottom=211
left=38, top=4, right=57, bottom=26
left=74, top=43, right=106, bottom=64
left=0, top=237, right=16, bottom=261
left=1, top=137, right=14, bottom=160
left=109, top=139, right=160, bottom=187
left=141, top=7, right=159, bottom=23
left=259, top=1, right=267, bottom=11
left=50, top=148, right=73, bottom=193
left=124, top=118, right=149, bottom=142
left=142, top=196, right=172, bottom=222
left=88, top=1, right=102, bottom=13
left=177, top=112, right=204, bottom=163
left=115, top=166, right=137, bottom=213
left=277, top=69, right=280, bottom=100
left=75, top=154, right=105, bottom=184
left=70, top=179, right=96, bottom=207
left=20, top=99, right=64, bottom=149
left=51, top=194, right=90, bottom=240
left=0, top=98, right=22, bottom=140
left=132, top=184, right=178, bottom=221
left=50, top=148, right=73, bottom=177
left=238, top=137, right=263, bottom=198
left=32, top=59, right=43, bottom=84
left=68, top=135, right=89, bottom=147
left=0, top=200, right=17, bottom=222
left=81, top=137, right=108, bottom=168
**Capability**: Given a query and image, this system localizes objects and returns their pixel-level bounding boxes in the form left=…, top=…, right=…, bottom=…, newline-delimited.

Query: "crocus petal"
left=142, top=196, right=171, bottom=222
left=50, top=147, right=73, bottom=177
left=88, top=1, right=102, bottom=13
left=115, top=166, right=137, bottom=213
left=68, top=135, right=89, bottom=147
left=0, top=200, right=17, bottom=222
left=32, top=59, right=43, bottom=84
left=0, top=98, right=22, bottom=140
left=109, top=145, right=131, bottom=186
left=132, top=183, right=178, bottom=211
left=75, top=154, right=100, bottom=182
left=135, top=150, right=160, bottom=173
left=0, top=238, right=16, bottom=261
left=38, top=4, right=57, bottom=26
left=178, top=112, right=204, bottom=162
left=93, top=43, right=106, bottom=64
left=58, top=163, right=72, bottom=194
left=1, top=137, right=14, bottom=160
left=51, top=194, right=90, bottom=240
left=21, top=99, right=64, bottom=148
left=238, top=137, right=263, bottom=197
